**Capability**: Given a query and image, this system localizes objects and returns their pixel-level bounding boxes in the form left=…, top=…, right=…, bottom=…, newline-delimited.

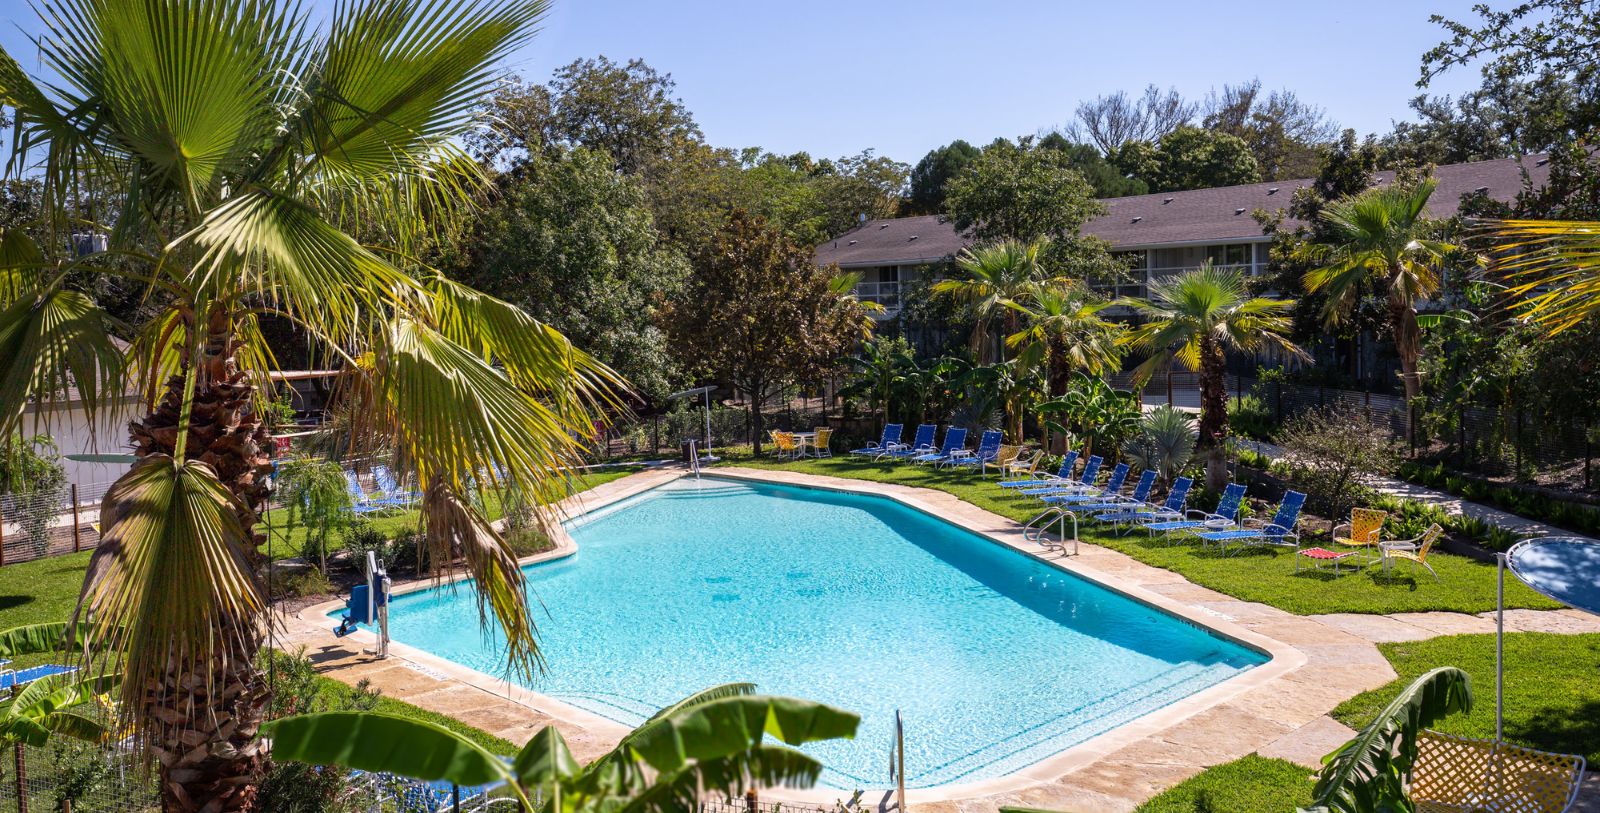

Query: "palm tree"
left=1122, top=264, right=1304, bottom=488
left=1006, top=281, right=1122, bottom=445
left=1306, top=177, right=1455, bottom=414
left=1481, top=218, right=1600, bottom=334
left=0, top=1, right=621, bottom=809
left=933, top=238, right=1051, bottom=363
left=268, top=683, right=860, bottom=812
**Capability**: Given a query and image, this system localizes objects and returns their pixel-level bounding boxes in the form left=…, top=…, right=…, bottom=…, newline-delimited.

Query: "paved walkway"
left=1236, top=438, right=1599, bottom=542
left=281, top=466, right=1600, bottom=812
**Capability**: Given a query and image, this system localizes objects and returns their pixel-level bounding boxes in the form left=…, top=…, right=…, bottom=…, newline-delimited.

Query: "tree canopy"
left=906, top=139, right=980, bottom=214
left=1111, top=126, right=1262, bottom=193
left=444, top=147, right=690, bottom=398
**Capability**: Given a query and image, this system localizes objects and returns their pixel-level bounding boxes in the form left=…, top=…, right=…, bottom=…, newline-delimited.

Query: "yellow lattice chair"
left=1002, top=447, right=1042, bottom=481
left=987, top=444, right=1022, bottom=477
left=1333, top=507, right=1389, bottom=563
left=1409, top=729, right=1586, bottom=813
left=772, top=432, right=797, bottom=459
left=1381, top=523, right=1444, bottom=581
left=813, top=427, right=833, bottom=457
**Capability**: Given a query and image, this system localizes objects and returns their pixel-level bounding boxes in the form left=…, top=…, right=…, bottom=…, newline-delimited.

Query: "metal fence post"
left=1586, top=420, right=1593, bottom=489
left=1274, top=381, right=1283, bottom=424
left=71, top=484, right=82, bottom=553
left=1459, top=408, right=1467, bottom=469
left=0, top=497, right=6, bottom=568
left=1166, top=370, right=1173, bottom=407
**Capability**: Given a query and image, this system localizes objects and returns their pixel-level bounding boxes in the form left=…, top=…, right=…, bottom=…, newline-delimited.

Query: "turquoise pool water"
left=370, top=477, right=1267, bottom=789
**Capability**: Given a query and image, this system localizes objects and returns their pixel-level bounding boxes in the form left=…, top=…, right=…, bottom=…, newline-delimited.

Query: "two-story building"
left=815, top=153, right=1554, bottom=316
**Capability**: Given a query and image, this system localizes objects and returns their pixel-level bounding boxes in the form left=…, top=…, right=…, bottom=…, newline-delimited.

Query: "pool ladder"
left=1024, top=506, right=1080, bottom=556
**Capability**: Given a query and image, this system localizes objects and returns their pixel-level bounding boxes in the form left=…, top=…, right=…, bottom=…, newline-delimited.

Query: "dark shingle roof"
left=813, top=154, right=1554, bottom=265
left=813, top=214, right=970, bottom=268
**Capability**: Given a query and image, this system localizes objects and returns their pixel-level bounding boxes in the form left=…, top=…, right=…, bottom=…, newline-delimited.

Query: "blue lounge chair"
left=373, top=465, right=420, bottom=506
left=850, top=424, right=902, bottom=457
left=946, top=430, right=1003, bottom=470
left=1076, top=469, right=1156, bottom=515
left=1043, top=462, right=1128, bottom=505
left=1001, top=451, right=1079, bottom=489
left=1020, top=455, right=1102, bottom=497
left=883, top=424, right=937, bottom=460
left=1144, top=482, right=1247, bottom=542
left=0, top=664, right=76, bottom=691
left=1097, top=476, right=1192, bottom=529
left=1198, top=490, right=1306, bottom=554
left=345, top=471, right=394, bottom=515
left=912, top=427, right=967, bottom=465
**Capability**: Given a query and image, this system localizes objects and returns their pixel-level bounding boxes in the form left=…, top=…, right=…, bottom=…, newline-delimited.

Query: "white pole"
left=704, top=390, right=713, bottom=457
left=1496, top=552, right=1505, bottom=742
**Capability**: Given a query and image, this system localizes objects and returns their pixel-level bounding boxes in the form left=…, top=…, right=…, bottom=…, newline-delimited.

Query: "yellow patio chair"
left=772, top=431, right=797, bottom=460
left=1380, top=523, right=1444, bottom=581
left=986, top=444, right=1022, bottom=477
left=1333, top=507, right=1388, bottom=562
left=813, top=427, right=833, bottom=458
left=1410, top=729, right=1586, bottom=813
left=1001, top=447, right=1042, bottom=481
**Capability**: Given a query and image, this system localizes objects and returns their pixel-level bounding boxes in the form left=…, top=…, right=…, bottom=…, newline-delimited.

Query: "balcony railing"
left=1093, top=263, right=1258, bottom=301
left=853, top=280, right=902, bottom=312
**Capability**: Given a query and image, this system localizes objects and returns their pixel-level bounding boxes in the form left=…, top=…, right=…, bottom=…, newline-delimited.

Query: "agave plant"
left=0, top=0, right=622, bottom=809
left=268, top=684, right=860, bottom=812
left=1303, top=667, right=1473, bottom=813
left=1122, top=406, right=1197, bottom=487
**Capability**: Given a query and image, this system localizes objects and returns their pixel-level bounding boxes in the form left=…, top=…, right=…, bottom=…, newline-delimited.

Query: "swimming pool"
left=371, top=476, right=1268, bottom=789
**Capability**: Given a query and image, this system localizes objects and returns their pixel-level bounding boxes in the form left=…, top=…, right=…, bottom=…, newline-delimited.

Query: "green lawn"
left=1132, top=755, right=1314, bottom=813
left=261, top=467, right=640, bottom=560
left=717, top=454, right=1560, bottom=616
left=1331, top=632, right=1600, bottom=762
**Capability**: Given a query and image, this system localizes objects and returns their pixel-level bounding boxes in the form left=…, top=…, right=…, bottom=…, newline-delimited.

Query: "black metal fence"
left=1112, top=369, right=1599, bottom=494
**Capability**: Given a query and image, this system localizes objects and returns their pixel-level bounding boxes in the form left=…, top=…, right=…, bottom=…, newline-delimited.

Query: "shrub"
left=505, top=527, right=555, bottom=558
left=1226, top=393, right=1276, bottom=440
left=272, top=567, right=335, bottom=599
left=1279, top=405, right=1399, bottom=525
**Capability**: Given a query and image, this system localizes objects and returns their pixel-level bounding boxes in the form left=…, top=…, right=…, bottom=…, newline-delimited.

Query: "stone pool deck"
left=279, top=466, right=1600, bottom=813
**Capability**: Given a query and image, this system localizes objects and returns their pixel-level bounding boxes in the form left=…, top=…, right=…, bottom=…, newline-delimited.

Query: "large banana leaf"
left=614, top=745, right=826, bottom=813
left=0, top=622, right=71, bottom=659
left=512, top=726, right=579, bottom=788
left=266, top=711, right=510, bottom=788
left=1309, top=666, right=1473, bottom=813
left=612, top=695, right=859, bottom=778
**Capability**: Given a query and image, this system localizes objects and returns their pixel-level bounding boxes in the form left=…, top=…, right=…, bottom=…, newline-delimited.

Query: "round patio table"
left=1494, top=537, right=1600, bottom=740
left=1506, top=537, right=1600, bottom=616
left=790, top=431, right=817, bottom=458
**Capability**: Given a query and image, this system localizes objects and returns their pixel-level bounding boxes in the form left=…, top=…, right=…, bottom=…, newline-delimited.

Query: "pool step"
left=904, top=659, right=1250, bottom=788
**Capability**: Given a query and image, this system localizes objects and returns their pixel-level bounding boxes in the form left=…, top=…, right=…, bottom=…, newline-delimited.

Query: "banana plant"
left=1301, top=667, right=1473, bottom=813
left=267, top=683, right=860, bottom=812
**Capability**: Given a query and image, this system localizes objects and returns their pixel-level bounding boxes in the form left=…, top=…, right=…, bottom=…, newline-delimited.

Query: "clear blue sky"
left=3, top=0, right=1487, bottom=165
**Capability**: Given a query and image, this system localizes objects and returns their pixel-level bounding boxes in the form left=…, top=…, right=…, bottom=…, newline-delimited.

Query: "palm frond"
left=420, top=477, right=541, bottom=678
left=0, top=287, right=123, bottom=438
left=74, top=455, right=265, bottom=749
left=1485, top=218, right=1600, bottom=333
left=292, top=0, right=549, bottom=184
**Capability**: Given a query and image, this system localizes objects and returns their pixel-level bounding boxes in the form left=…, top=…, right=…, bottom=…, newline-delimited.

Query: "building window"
left=1206, top=244, right=1252, bottom=267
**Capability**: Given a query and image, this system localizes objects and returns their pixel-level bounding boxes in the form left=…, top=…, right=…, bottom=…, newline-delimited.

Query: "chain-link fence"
left=0, top=741, right=159, bottom=813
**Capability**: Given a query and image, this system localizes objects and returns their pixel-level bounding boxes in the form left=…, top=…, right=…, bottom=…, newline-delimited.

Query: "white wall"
left=22, top=397, right=143, bottom=489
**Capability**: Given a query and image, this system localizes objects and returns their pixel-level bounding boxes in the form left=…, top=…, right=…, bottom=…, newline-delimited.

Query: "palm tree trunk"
left=1198, top=338, right=1230, bottom=491
left=126, top=306, right=273, bottom=813
left=1389, top=298, right=1423, bottom=441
